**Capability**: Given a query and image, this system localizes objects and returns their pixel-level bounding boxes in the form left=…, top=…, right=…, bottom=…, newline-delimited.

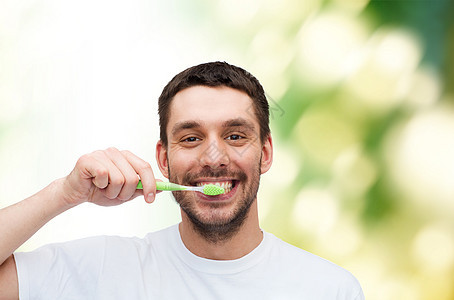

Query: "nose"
left=198, top=137, right=230, bottom=169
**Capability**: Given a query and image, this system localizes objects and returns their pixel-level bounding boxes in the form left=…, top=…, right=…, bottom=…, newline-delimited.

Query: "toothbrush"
left=136, top=180, right=225, bottom=196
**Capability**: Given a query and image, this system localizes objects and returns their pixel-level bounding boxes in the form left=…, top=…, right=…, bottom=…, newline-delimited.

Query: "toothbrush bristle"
left=202, top=184, right=225, bottom=196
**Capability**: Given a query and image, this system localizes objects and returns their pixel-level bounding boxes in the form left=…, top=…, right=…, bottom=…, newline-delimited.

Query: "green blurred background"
left=1, top=0, right=453, bottom=299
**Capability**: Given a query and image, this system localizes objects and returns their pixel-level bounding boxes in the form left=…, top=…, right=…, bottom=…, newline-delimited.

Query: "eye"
left=182, top=136, right=200, bottom=143
left=226, top=134, right=243, bottom=141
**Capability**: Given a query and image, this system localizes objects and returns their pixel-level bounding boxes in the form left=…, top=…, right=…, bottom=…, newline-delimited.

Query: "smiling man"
left=160, top=85, right=269, bottom=254
left=0, top=62, right=364, bottom=299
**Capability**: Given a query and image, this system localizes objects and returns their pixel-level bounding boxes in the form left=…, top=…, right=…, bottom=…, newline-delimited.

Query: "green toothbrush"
left=137, top=180, right=225, bottom=196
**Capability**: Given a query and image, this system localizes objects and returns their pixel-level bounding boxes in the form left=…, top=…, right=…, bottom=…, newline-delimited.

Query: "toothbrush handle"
left=156, top=181, right=187, bottom=191
left=137, top=180, right=187, bottom=191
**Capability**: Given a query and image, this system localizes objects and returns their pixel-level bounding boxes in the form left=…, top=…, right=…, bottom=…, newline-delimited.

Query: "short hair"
left=158, top=61, right=270, bottom=147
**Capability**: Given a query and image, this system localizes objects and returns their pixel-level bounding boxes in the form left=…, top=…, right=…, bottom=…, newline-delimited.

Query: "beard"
left=168, top=161, right=261, bottom=244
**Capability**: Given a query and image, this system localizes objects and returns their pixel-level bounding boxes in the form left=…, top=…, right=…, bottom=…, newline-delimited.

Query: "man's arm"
left=0, top=147, right=157, bottom=298
left=0, top=253, right=19, bottom=299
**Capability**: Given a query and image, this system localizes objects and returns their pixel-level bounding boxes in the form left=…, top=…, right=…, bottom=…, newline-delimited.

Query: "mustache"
left=181, top=168, right=247, bottom=185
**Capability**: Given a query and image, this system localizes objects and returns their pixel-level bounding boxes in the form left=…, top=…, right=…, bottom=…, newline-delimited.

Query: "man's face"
left=156, top=85, right=272, bottom=242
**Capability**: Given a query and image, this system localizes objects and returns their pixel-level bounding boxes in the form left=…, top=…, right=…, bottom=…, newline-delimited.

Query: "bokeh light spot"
left=297, top=10, right=367, bottom=87
left=387, top=106, right=454, bottom=213
left=412, top=222, right=454, bottom=274
left=292, top=187, right=339, bottom=235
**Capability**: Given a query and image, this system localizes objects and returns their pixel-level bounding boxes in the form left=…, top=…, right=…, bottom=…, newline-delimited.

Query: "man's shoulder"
left=265, top=231, right=361, bottom=286
left=35, top=224, right=178, bottom=256
left=142, top=224, right=178, bottom=243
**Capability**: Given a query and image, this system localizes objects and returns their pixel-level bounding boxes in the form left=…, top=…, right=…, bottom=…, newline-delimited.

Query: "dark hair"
left=158, top=61, right=270, bottom=147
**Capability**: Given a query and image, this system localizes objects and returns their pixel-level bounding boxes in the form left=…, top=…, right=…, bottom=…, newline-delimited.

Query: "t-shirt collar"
left=171, top=224, right=270, bottom=274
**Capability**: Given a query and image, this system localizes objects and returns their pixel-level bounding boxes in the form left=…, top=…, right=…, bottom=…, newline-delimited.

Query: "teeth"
left=196, top=181, right=233, bottom=194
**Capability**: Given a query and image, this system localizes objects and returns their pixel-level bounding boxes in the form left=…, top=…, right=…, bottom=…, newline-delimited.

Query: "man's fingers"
left=77, top=153, right=109, bottom=189
left=73, top=148, right=157, bottom=205
left=104, top=147, right=140, bottom=201
left=93, top=151, right=125, bottom=200
left=121, top=150, right=156, bottom=203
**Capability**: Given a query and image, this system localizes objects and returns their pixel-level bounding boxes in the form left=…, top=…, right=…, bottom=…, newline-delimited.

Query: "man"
left=0, top=62, right=364, bottom=299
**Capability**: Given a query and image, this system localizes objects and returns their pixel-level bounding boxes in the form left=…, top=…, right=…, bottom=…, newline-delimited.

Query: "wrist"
left=49, top=177, right=81, bottom=212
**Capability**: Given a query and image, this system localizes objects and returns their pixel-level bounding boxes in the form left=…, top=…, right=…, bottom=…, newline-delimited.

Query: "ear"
left=156, top=140, right=169, bottom=179
left=260, top=134, right=273, bottom=174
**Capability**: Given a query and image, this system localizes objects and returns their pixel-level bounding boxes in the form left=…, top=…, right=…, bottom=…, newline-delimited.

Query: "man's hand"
left=60, top=147, right=158, bottom=207
left=0, top=147, right=159, bottom=298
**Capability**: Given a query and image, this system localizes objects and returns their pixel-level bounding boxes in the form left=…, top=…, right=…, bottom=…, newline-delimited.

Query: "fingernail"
left=147, top=193, right=155, bottom=203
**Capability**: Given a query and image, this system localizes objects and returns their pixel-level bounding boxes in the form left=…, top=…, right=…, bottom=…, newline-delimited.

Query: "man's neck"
left=178, top=203, right=263, bottom=260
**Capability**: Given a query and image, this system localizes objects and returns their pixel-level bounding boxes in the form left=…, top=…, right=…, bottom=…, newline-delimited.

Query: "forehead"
left=167, top=86, right=258, bottom=131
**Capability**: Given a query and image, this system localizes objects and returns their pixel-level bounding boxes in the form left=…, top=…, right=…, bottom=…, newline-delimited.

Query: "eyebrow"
left=171, top=120, right=203, bottom=136
left=171, top=118, right=256, bottom=136
left=222, top=118, right=256, bottom=131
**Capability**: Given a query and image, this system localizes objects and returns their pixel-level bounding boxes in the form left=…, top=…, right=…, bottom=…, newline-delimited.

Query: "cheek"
left=168, top=149, right=198, bottom=170
left=228, top=146, right=262, bottom=170
left=231, top=140, right=262, bottom=159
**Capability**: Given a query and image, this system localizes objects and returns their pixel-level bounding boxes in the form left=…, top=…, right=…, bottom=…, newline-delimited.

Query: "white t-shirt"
left=14, top=224, right=364, bottom=299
